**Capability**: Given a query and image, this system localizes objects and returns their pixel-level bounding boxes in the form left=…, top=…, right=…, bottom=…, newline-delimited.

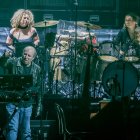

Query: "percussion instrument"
left=98, top=41, right=119, bottom=62
left=124, top=56, right=139, bottom=62
left=102, top=60, right=139, bottom=97
left=50, top=40, right=70, bottom=81
left=124, top=46, right=139, bottom=62
left=77, top=21, right=102, bottom=30
left=34, top=20, right=59, bottom=27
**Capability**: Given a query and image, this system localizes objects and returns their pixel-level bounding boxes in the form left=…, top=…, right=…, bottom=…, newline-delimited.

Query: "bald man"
left=4, top=46, right=41, bottom=140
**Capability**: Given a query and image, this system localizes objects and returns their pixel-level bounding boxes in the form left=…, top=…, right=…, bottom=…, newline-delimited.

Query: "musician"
left=113, top=12, right=140, bottom=60
left=134, top=26, right=140, bottom=45
left=4, top=46, right=41, bottom=140
left=6, top=9, right=40, bottom=57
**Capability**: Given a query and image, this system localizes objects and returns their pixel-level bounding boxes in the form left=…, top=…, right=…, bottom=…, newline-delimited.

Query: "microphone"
left=74, top=0, right=78, bottom=6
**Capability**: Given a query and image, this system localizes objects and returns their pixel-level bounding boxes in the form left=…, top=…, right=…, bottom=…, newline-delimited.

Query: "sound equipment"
left=30, top=120, right=57, bottom=140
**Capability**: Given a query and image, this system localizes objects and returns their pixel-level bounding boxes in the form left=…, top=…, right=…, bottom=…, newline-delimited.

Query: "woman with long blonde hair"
left=113, top=12, right=139, bottom=60
left=6, top=9, right=40, bottom=57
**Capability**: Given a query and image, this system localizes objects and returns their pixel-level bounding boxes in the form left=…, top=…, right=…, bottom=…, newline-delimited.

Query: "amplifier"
left=30, top=120, right=57, bottom=140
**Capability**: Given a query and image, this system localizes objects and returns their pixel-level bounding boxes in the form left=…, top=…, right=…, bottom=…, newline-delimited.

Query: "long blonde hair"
left=134, top=26, right=140, bottom=44
left=10, top=9, right=34, bottom=28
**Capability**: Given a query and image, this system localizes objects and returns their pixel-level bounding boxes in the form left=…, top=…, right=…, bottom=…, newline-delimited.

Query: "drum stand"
left=71, top=0, right=78, bottom=100
left=106, top=75, right=121, bottom=99
left=84, top=27, right=98, bottom=93
left=91, top=81, right=103, bottom=99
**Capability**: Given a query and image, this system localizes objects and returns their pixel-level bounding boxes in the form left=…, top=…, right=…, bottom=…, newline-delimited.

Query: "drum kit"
left=34, top=20, right=140, bottom=100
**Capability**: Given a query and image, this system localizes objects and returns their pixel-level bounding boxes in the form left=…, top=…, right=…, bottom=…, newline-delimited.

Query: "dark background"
left=0, top=0, right=140, bottom=28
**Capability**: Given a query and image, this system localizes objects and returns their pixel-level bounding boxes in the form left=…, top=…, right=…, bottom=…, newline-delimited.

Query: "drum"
left=124, top=47, right=139, bottom=62
left=102, top=60, right=139, bottom=97
left=77, top=34, right=99, bottom=55
left=50, top=40, right=69, bottom=56
left=99, top=41, right=119, bottom=62
left=50, top=40, right=69, bottom=81
left=125, top=56, right=139, bottom=62
left=95, top=59, right=110, bottom=81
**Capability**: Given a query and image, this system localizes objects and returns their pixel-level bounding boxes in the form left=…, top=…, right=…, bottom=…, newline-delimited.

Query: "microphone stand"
left=44, top=21, right=53, bottom=95
left=39, top=20, right=58, bottom=139
left=69, top=0, right=79, bottom=117
left=80, top=26, right=93, bottom=118
left=72, top=0, right=78, bottom=99
left=38, top=56, right=46, bottom=140
left=38, top=20, right=52, bottom=140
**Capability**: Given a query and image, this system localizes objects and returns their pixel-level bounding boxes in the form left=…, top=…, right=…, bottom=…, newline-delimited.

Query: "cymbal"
left=77, top=21, right=101, bottom=29
left=34, top=20, right=59, bottom=27
left=62, top=30, right=75, bottom=33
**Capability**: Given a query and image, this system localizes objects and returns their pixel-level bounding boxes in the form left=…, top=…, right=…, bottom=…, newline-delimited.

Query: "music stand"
left=0, top=74, right=33, bottom=90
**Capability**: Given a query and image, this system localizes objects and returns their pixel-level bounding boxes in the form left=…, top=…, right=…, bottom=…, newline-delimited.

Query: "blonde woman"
left=6, top=9, right=40, bottom=57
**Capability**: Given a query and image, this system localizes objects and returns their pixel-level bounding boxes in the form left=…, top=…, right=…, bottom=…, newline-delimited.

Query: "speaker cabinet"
left=30, top=120, right=57, bottom=140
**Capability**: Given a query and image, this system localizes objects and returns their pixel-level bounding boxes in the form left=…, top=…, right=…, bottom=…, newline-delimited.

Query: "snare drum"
left=125, top=56, right=139, bottom=62
left=124, top=46, right=139, bottom=62
left=102, top=60, right=139, bottom=97
left=99, top=41, right=119, bottom=62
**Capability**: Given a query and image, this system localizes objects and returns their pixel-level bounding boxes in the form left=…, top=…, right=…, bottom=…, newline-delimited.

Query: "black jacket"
left=113, top=28, right=140, bottom=58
